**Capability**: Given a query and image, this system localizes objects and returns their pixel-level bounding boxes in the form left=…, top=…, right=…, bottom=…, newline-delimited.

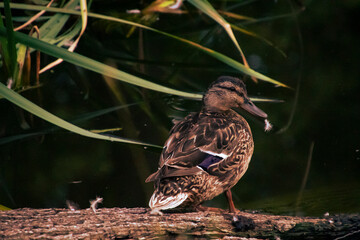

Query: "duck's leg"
left=225, top=189, right=237, bottom=213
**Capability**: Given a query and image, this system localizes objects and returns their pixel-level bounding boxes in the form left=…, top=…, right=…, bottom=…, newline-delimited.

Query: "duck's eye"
left=230, top=87, right=236, bottom=91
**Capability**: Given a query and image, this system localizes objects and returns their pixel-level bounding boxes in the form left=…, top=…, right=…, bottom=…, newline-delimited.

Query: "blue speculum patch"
left=198, top=154, right=223, bottom=171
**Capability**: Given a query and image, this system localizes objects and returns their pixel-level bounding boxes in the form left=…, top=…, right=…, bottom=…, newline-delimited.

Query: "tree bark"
left=0, top=207, right=359, bottom=239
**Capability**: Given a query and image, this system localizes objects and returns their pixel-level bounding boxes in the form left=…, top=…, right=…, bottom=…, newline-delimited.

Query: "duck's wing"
left=146, top=112, right=252, bottom=182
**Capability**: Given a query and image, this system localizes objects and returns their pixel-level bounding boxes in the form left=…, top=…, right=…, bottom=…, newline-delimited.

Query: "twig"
left=14, top=0, right=55, bottom=31
left=296, top=141, right=315, bottom=214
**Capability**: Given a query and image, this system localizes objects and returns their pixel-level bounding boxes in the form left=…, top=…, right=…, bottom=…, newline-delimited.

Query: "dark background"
left=1, top=0, right=359, bottom=216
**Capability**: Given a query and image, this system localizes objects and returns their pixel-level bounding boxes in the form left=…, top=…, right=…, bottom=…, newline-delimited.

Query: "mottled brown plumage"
left=146, top=76, right=269, bottom=213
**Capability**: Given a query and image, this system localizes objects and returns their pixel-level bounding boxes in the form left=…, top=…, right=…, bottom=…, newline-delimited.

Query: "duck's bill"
left=240, top=101, right=268, bottom=119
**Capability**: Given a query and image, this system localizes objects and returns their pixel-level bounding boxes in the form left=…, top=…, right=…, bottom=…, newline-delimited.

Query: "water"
left=1, top=0, right=359, bottom=216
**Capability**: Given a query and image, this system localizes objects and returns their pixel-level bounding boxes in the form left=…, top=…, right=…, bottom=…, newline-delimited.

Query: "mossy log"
left=0, top=208, right=359, bottom=239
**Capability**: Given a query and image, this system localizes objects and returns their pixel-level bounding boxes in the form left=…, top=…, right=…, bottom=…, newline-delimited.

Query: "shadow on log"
left=1, top=208, right=359, bottom=239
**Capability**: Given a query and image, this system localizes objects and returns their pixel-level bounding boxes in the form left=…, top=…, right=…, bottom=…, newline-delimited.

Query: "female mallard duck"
left=146, top=76, right=271, bottom=213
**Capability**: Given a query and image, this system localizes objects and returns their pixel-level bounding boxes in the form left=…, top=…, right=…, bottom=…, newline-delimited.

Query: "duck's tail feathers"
left=149, top=192, right=188, bottom=210
left=145, top=171, right=160, bottom=182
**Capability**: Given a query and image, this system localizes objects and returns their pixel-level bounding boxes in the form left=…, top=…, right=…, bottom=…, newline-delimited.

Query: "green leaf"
left=2, top=0, right=17, bottom=78
left=187, top=0, right=249, bottom=68
left=0, top=103, right=139, bottom=145
left=13, top=43, right=27, bottom=88
left=35, top=0, right=78, bottom=44
left=0, top=82, right=161, bottom=148
left=39, top=0, right=89, bottom=73
left=0, top=2, right=289, bottom=87
left=0, top=26, right=203, bottom=99
left=248, top=96, right=284, bottom=103
left=0, top=204, right=11, bottom=211
left=0, top=11, right=11, bottom=75
left=187, top=0, right=243, bottom=54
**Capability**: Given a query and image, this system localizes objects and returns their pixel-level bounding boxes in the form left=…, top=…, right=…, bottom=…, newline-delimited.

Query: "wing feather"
left=146, top=110, right=251, bottom=181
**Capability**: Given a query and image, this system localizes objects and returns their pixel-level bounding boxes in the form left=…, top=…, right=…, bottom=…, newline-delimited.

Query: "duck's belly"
left=164, top=166, right=248, bottom=207
left=191, top=168, right=248, bottom=204
left=185, top=173, right=229, bottom=205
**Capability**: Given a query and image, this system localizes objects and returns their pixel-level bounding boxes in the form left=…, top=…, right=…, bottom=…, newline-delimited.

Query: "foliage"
left=0, top=0, right=314, bottom=211
left=0, top=0, right=290, bottom=147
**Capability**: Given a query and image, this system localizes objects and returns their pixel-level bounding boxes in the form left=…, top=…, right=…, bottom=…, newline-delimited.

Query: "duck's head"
left=203, top=76, right=268, bottom=119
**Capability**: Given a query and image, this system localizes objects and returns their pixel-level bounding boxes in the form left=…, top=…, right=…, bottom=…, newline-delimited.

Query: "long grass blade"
left=0, top=2, right=289, bottom=87
left=13, top=43, right=27, bottom=88
left=0, top=82, right=161, bottom=148
left=2, top=0, right=17, bottom=78
left=0, top=103, right=139, bottom=145
left=0, top=204, right=11, bottom=211
left=50, top=20, right=82, bottom=47
left=187, top=0, right=255, bottom=81
left=249, top=96, right=284, bottom=103
left=217, top=10, right=254, bottom=21
left=0, top=9, right=12, bottom=75
left=187, top=0, right=241, bottom=52
left=35, top=0, right=78, bottom=43
left=40, top=0, right=88, bottom=73
left=0, top=26, right=204, bottom=99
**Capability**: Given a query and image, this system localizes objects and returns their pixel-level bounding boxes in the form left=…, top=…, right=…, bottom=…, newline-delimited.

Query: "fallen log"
left=0, top=208, right=359, bottom=239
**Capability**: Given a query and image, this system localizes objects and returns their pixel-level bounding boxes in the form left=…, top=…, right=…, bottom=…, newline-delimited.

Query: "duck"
left=146, top=76, right=271, bottom=213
